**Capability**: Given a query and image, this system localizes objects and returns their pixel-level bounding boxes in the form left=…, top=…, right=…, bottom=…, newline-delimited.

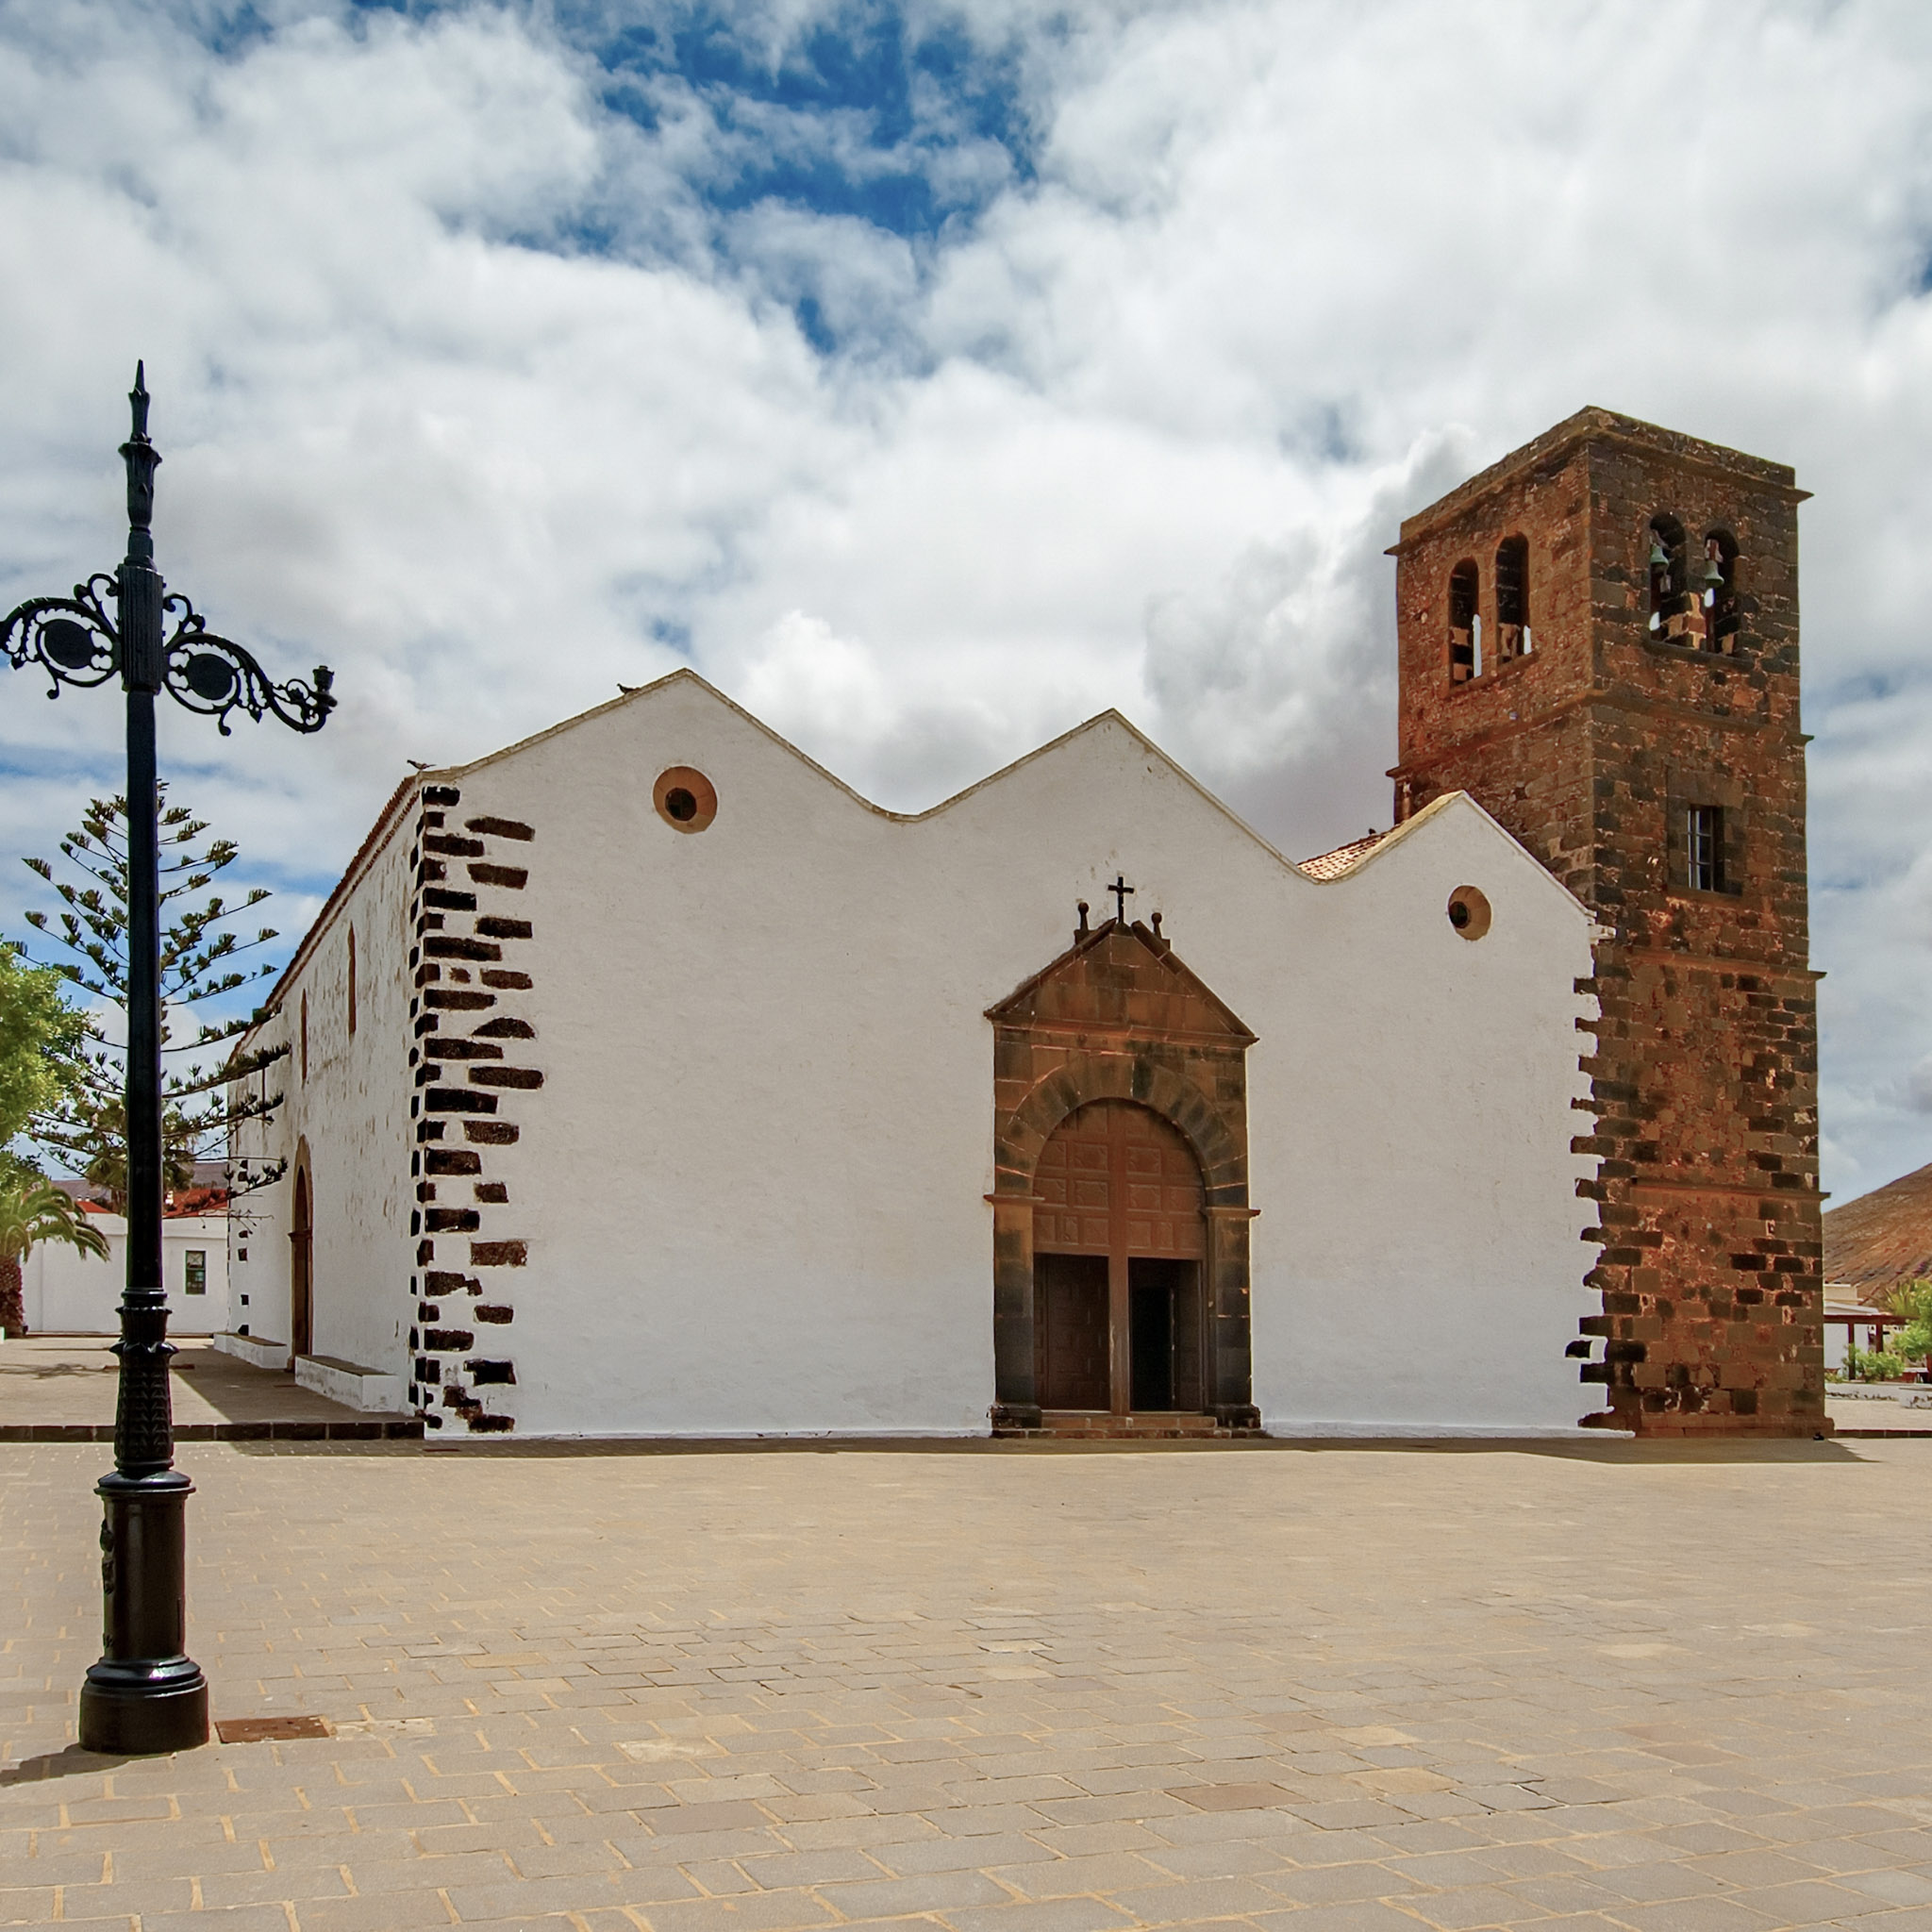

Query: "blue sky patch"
left=594, top=5, right=1033, bottom=238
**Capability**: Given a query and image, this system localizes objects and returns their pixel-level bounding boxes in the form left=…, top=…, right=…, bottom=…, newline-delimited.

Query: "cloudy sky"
left=2, top=0, right=1930, bottom=1202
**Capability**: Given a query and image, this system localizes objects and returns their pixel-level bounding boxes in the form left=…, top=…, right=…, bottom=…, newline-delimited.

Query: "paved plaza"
left=0, top=1338, right=417, bottom=1441
left=6, top=1433, right=1932, bottom=1932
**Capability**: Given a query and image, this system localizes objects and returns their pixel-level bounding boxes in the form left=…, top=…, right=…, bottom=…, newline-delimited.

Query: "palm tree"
left=0, top=1172, right=110, bottom=1337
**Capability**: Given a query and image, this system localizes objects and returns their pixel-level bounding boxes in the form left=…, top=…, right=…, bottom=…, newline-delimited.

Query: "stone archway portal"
left=1034, top=1100, right=1207, bottom=1415
left=986, top=911, right=1259, bottom=1435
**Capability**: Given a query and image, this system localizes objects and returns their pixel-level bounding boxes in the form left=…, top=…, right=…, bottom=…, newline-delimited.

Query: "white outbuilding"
left=225, top=671, right=1602, bottom=1440
left=22, top=1206, right=228, bottom=1337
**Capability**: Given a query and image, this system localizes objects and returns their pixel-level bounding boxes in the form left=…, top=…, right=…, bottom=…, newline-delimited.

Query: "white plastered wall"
left=1246, top=814, right=1601, bottom=1434
left=228, top=798, right=415, bottom=1374
left=405, top=674, right=1599, bottom=1438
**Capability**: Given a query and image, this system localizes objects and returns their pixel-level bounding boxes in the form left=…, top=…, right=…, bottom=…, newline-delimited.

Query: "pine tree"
left=17, top=790, right=291, bottom=1205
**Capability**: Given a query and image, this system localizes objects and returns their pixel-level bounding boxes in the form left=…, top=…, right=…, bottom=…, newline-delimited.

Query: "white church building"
left=225, top=668, right=1601, bottom=1440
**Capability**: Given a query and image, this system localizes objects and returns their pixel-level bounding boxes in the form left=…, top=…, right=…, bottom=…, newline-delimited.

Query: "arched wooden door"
left=290, top=1164, right=313, bottom=1362
left=1032, top=1101, right=1206, bottom=1415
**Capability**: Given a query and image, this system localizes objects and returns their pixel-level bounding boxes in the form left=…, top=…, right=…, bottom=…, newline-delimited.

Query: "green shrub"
left=1886, top=1278, right=1932, bottom=1367
left=1843, top=1342, right=1909, bottom=1382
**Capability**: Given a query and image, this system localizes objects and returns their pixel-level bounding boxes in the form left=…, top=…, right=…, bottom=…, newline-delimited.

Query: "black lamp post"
left=3, top=368, right=336, bottom=1756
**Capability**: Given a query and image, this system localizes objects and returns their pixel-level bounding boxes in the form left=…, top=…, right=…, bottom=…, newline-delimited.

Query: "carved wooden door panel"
left=1033, top=1101, right=1205, bottom=1411
left=1035, top=1253, right=1109, bottom=1410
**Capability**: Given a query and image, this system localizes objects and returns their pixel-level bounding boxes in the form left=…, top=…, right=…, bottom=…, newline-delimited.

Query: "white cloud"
left=2, top=0, right=1932, bottom=1196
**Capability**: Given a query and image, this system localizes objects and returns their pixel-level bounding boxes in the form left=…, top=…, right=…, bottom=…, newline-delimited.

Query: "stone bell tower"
left=1388, top=408, right=1824, bottom=1437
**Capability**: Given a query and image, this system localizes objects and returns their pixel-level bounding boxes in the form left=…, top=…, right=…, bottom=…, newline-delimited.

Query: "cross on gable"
left=1108, top=874, right=1134, bottom=924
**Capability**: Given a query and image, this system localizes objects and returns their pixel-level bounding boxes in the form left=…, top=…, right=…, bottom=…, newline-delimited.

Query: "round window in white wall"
left=1447, top=886, right=1492, bottom=941
left=654, top=766, right=718, bottom=833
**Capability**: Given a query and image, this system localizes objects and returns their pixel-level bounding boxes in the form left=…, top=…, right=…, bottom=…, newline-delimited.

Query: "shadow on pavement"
left=0, top=1743, right=140, bottom=1786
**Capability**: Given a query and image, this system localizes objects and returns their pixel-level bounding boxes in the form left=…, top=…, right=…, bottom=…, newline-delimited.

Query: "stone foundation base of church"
left=1581, top=1404, right=1832, bottom=1440
left=991, top=1404, right=1263, bottom=1441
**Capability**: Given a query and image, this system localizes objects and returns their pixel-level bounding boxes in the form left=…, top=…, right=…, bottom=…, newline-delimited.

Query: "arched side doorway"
left=1035, top=1100, right=1206, bottom=1415
left=986, top=912, right=1259, bottom=1435
left=290, top=1158, right=313, bottom=1363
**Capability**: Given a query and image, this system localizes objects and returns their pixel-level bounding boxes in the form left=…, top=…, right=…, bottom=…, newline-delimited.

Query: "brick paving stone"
left=1849, top=1869, right=1932, bottom=1906
left=1153, top=1840, right=1291, bottom=1879
left=1252, top=1904, right=1434, bottom=1931
left=1109, top=1876, right=1286, bottom=1920
left=816, top=1868, right=1016, bottom=1914
left=944, top=1904, right=1139, bottom=1932
left=1506, top=1919, right=1626, bottom=1932
left=1607, top=1905, right=1786, bottom=1932
left=643, top=1889, right=841, bottom=1931
left=296, top=1892, right=458, bottom=1931
left=144, top=1907, right=296, bottom=1932
left=1729, top=1876, right=1888, bottom=1921
left=1262, top=1861, right=1415, bottom=1906
left=1405, top=1884, right=1529, bottom=1927
left=886, top=1832, right=1060, bottom=1874
left=1590, top=1860, right=1728, bottom=1902
left=1495, top=1874, right=1626, bottom=1915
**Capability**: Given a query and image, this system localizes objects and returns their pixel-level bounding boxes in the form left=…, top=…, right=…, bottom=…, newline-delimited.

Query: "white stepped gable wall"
left=243, top=671, right=1598, bottom=1439
left=434, top=675, right=1595, bottom=1437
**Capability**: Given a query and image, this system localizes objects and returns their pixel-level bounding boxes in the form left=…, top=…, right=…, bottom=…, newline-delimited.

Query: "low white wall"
left=22, top=1214, right=230, bottom=1335
left=294, top=1355, right=408, bottom=1413
left=213, top=1329, right=290, bottom=1371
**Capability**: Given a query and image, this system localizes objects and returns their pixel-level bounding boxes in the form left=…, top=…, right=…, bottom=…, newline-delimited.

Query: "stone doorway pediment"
left=986, top=918, right=1257, bottom=1047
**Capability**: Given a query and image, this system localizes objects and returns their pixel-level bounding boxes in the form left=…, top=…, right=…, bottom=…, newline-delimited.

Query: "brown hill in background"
left=1823, top=1161, right=1932, bottom=1306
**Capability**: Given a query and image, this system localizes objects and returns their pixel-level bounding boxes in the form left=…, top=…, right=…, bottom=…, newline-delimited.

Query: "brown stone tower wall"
left=1389, top=408, right=1824, bottom=1437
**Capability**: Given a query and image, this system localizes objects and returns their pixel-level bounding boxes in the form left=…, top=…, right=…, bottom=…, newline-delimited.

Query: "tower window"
left=1647, top=513, right=1688, bottom=637
left=1701, top=529, right=1740, bottom=652
left=1447, top=560, right=1480, bottom=682
left=300, top=991, right=308, bottom=1082
left=347, top=926, right=358, bottom=1037
left=1687, top=805, right=1724, bottom=892
left=1495, top=535, right=1531, bottom=660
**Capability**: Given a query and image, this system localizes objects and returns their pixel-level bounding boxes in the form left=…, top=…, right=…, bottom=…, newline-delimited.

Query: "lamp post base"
left=78, top=1658, right=208, bottom=1756
left=77, top=1470, right=208, bottom=1756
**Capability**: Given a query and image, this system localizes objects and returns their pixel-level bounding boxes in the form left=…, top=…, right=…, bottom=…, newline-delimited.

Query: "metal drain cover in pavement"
left=214, top=1715, right=332, bottom=1743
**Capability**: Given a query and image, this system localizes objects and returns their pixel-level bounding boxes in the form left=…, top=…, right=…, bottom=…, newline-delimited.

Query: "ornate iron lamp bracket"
left=159, top=591, right=335, bottom=735
left=3, top=581, right=335, bottom=736
left=2, top=577, right=124, bottom=694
